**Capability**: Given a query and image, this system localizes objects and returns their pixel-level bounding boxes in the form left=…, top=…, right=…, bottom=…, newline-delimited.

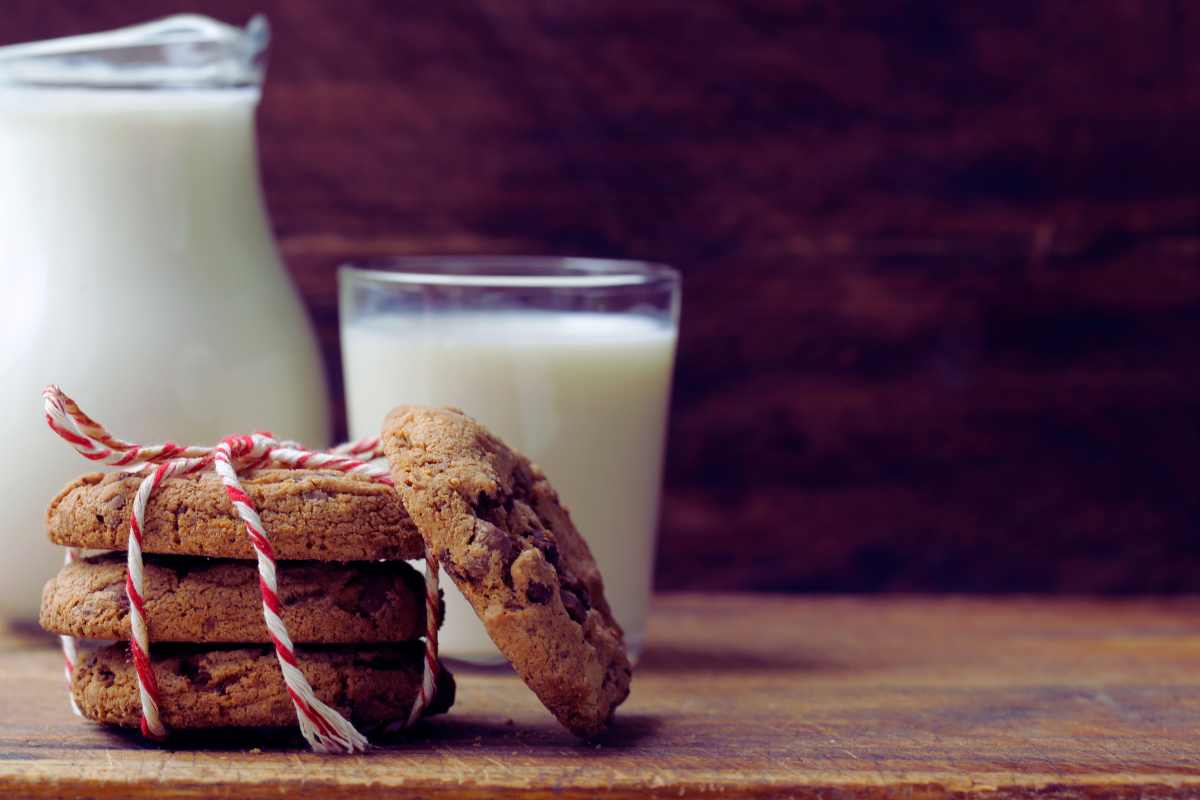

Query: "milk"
left=0, top=87, right=329, bottom=618
left=342, top=311, right=677, bottom=661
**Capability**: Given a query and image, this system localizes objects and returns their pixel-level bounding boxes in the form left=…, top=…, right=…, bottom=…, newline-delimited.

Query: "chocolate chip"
left=302, top=489, right=330, bottom=502
left=561, top=588, right=588, bottom=623
left=560, top=571, right=590, bottom=605
left=559, top=572, right=591, bottom=623
left=107, top=494, right=126, bottom=510
left=483, top=528, right=520, bottom=569
left=476, top=491, right=520, bottom=525
left=528, top=530, right=559, bottom=566
left=179, top=657, right=212, bottom=687
left=474, top=492, right=500, bottom=516
left=526, top=581, right=551, bottom=604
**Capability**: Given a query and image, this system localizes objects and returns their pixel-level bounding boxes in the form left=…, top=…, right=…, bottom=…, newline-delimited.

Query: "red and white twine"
left=60, top=547, right=83, bottom=718
left=43, top=385, right=440, bottom=753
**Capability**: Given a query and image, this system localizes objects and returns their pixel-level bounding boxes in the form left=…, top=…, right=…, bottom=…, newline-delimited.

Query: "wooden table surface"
left=1, top=594, right=1198, bottom=798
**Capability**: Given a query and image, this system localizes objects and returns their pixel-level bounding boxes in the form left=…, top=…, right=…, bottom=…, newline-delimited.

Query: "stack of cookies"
left=39, top=467, right=454, bottom=732
left=36, top=397, right=632, bottom=743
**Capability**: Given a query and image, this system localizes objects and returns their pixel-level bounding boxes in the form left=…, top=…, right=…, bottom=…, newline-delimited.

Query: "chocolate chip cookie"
left=47, top=469, right=425, bottom=561
left=382, top=406, right=631, bottom=738
left=72, top=641, right=456, bottom=729
left=41, top=553, right=439, bottom=644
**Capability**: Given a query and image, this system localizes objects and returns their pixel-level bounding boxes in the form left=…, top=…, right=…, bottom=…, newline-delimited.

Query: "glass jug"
left=0, top=16, right=330, bottom=618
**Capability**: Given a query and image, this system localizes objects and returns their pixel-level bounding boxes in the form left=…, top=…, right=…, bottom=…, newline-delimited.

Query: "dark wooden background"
left=11, top=2, right=1199, bottom=593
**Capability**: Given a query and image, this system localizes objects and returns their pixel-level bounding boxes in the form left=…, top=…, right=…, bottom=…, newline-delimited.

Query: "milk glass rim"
left=339, top=256, right=679, bottom=290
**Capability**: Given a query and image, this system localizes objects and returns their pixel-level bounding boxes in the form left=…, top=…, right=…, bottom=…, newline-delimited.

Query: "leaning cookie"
left=41, top=553, right=440, bottom=643
left=382, top=406, right=631, bottom=738
left=72, top=642, right=456, bottom=729
left=47, top=469, right=425, bottom=561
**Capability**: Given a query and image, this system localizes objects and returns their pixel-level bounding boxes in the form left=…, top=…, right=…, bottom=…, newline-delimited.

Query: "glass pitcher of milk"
left=0, top=16, right=329, bottom=619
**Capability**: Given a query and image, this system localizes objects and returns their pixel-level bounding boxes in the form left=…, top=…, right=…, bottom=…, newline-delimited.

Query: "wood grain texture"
left=2, top=595, right=1199, bottom=798
left=5, top=2, right=1200, bottom=592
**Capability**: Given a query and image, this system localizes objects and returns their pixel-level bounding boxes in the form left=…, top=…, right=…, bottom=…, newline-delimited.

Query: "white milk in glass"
left=0, top=85, right=328, bottom=616
left=343, top=311, right=676, bottom=662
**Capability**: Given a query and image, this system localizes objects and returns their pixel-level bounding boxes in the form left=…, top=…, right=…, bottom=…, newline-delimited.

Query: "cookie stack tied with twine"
left=37, top=386, right=454, bottom=753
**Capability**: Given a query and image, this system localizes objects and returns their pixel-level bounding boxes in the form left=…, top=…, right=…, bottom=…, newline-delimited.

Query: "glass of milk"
left=340, top=257, right=680, bottom=664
